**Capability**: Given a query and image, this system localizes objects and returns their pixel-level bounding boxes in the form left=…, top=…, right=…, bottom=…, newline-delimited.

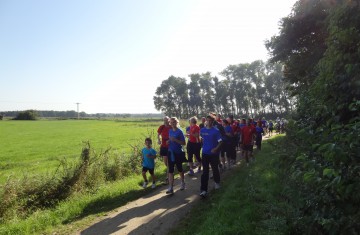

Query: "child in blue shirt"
left=141, top=138, right=157, bottom=189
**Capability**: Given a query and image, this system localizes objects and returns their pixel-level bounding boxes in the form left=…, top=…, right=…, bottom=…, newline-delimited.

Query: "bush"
left=13, top=110, right=38, bottom=120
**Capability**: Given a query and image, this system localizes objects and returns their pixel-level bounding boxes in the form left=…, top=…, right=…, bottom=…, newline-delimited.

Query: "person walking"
left=199, top=115, right=223, bottom=198
left=255, top=121, right=264, bottom=151
left=166, top=117, right=186, bottom=194
left=241, top=118, right=256, bottom=166
left=157, top=116, right=171, bottom=184
left=186, top=116, right=202, bottom=175
left=141, top=138, right=157, bottom=189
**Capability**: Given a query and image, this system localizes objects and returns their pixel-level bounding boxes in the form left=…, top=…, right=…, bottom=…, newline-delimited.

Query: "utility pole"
left=76, top=103, right=80, bottom=120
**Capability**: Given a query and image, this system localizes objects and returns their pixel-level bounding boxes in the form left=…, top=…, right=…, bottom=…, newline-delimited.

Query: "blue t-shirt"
left=223, top=125, right=233, bottom=143
left=142, top=147, right=157, bottom=169
left=200, top=127, right=222, bottom=155
left=256, top=126, right=264, bottom=140
left=168, top=128, right=185, bottom=154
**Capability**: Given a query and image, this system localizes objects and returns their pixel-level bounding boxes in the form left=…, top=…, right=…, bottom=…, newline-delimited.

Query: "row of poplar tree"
left=153, top=61, right=295, bottom=119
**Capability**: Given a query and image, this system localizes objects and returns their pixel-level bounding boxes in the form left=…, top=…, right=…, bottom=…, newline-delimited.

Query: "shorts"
left=167, top=151, right=184, bottom=174
left=160, top=147, right=168, bottom=157
left=142, top=167, right=154, bottom=175
left=187, top=141, right=201, bottom=163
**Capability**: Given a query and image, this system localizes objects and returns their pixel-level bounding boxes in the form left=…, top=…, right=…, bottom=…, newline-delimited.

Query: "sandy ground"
left=77, top=135, right=273, bottom=235
left=77, top=170, right=213, bottom=235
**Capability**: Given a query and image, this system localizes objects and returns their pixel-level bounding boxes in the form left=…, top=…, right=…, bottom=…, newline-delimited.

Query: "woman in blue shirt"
left=166, top=117, right=186, bottom=194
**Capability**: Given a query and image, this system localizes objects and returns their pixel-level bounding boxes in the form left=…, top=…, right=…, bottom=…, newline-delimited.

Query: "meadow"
left=0, top=119, right=161, bottom=184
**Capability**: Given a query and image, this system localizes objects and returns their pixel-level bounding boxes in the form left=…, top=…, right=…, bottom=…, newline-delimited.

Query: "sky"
left=0, top=0, right=297, bottom=114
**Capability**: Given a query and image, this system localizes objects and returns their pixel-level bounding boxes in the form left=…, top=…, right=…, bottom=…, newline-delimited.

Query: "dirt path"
left=77, top=135, right=274, bottom=235
left=77, top=172, right=207, bottom=235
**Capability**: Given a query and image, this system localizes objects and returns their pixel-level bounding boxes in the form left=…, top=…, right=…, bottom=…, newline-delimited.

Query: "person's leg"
left=166, top=161, right=175, bottom=193
left=209, top=155, right=220, bottom=184
left=200, top=154, right=210, bottom=192
left=187, top=142, right=195, bottom=174
left=142, top=170, right=147, bottom=182
left=244, top=147, right=249, bottom=166
left=161, top=147, right=169, bottom=184
left=175, top=160, right=186, bottom=190
left=142, top=168, right=148, bottom=188
left=149, top=169, right=156, bottom=183
left=194, top=143, right=202, bottom=171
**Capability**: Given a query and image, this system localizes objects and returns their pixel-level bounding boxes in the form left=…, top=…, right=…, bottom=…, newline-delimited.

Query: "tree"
left=13, top=110, right=39, bottom=120
left=153, top=76, right=188, bottom=118
left=266, top=0, right=360, bottom=233
left=188, top=74, right=204, bottom=116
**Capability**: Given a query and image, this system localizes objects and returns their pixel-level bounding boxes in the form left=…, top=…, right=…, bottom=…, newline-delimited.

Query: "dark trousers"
left=201, top=153, right=220, bottom=192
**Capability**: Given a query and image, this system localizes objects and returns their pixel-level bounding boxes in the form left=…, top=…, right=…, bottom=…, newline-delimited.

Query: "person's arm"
left=211, top=141, right=223, bottom=154
left=169, top=130, right=186, bottom=145
left=147, top=150, right=157, bottom=159
left=157, top=133, right=162, bottom=145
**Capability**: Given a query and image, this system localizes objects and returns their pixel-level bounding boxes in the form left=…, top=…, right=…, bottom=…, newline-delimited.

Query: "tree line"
left=266, top=0, right=360, bottom=234
left=0, top=110, right=163, bottom=120
left=153, top=60, right=295, bottom=119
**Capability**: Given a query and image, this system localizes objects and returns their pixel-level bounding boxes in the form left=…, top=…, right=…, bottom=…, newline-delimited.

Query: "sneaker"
left=199, top=191, right=207, bottom=198
left=151, top=183, right=156, bottom=189
left=180, top=182, right=186, bottom=190
left=188, top=170, right=195, bottom=176
left=166, top=187, right=174, bottom=194
left=214, top=183, right=220, bottom=189
left=142, top=182, right=148, bottom=188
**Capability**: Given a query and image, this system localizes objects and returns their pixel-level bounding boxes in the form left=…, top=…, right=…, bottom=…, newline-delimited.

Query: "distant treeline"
left=0, top=110, right=163, bottom=119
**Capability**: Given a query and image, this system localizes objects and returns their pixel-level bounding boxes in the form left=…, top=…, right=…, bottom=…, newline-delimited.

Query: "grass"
left=0, top=119, right=160, bottom=184
left=0, top=120, right=173, bottom=234
left=170, top=135, right=294, bottom=235
left=0, top=170, right=167, bottom=235
left=0, top=118, right=171, bottom=235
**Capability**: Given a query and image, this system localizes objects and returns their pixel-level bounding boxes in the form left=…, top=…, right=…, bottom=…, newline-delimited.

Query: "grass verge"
left=170, top=135, right=294, bottom=235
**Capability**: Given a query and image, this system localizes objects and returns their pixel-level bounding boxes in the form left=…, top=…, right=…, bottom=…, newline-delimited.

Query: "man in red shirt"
left=241, top=118, right=256, bottom=166
left=157, top=116, right=171, bottom=184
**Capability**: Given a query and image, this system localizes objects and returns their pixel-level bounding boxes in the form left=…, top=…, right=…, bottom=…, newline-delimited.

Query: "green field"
left=0, top=119, right=161, bottom=184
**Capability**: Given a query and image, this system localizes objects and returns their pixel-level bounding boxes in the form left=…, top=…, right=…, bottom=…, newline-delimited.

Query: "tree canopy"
left=266, top=0, right=360, bottom=233
left=153, top=60, right=294, bottom=119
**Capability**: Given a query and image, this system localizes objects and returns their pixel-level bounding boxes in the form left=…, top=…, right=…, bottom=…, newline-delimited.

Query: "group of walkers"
left=141, top=114, right=280, bottom=198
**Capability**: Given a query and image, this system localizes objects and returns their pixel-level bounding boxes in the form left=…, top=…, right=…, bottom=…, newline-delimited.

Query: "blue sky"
left=0, top=0, right=297, bottom=114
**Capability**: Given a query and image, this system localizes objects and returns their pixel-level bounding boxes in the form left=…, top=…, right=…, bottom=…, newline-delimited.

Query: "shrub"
left=13, top=110, right=38, bottom=120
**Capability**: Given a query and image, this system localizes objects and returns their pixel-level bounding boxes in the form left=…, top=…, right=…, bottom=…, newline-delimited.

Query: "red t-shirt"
left=231, top=121, right=239, bottom=135
left=241, top=125, right=256, bottom=145
left=157, top=125, right=171, bottom=147
left=189, top=125, right=200, bottom=143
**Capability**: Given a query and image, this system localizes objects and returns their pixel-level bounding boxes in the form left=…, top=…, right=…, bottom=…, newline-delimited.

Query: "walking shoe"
left=188, top=170, right=195, bottom=176
left=199, top=191, right=207, bottom=198
left=214, top=183, right=221, bottom=190
left=151, top=183, right=156, bottom=189
left=166, top=187, right=174, bottom=194
left=180, top=182, right=186, bottom=190
left=142, top=182, right=148, bottom=188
